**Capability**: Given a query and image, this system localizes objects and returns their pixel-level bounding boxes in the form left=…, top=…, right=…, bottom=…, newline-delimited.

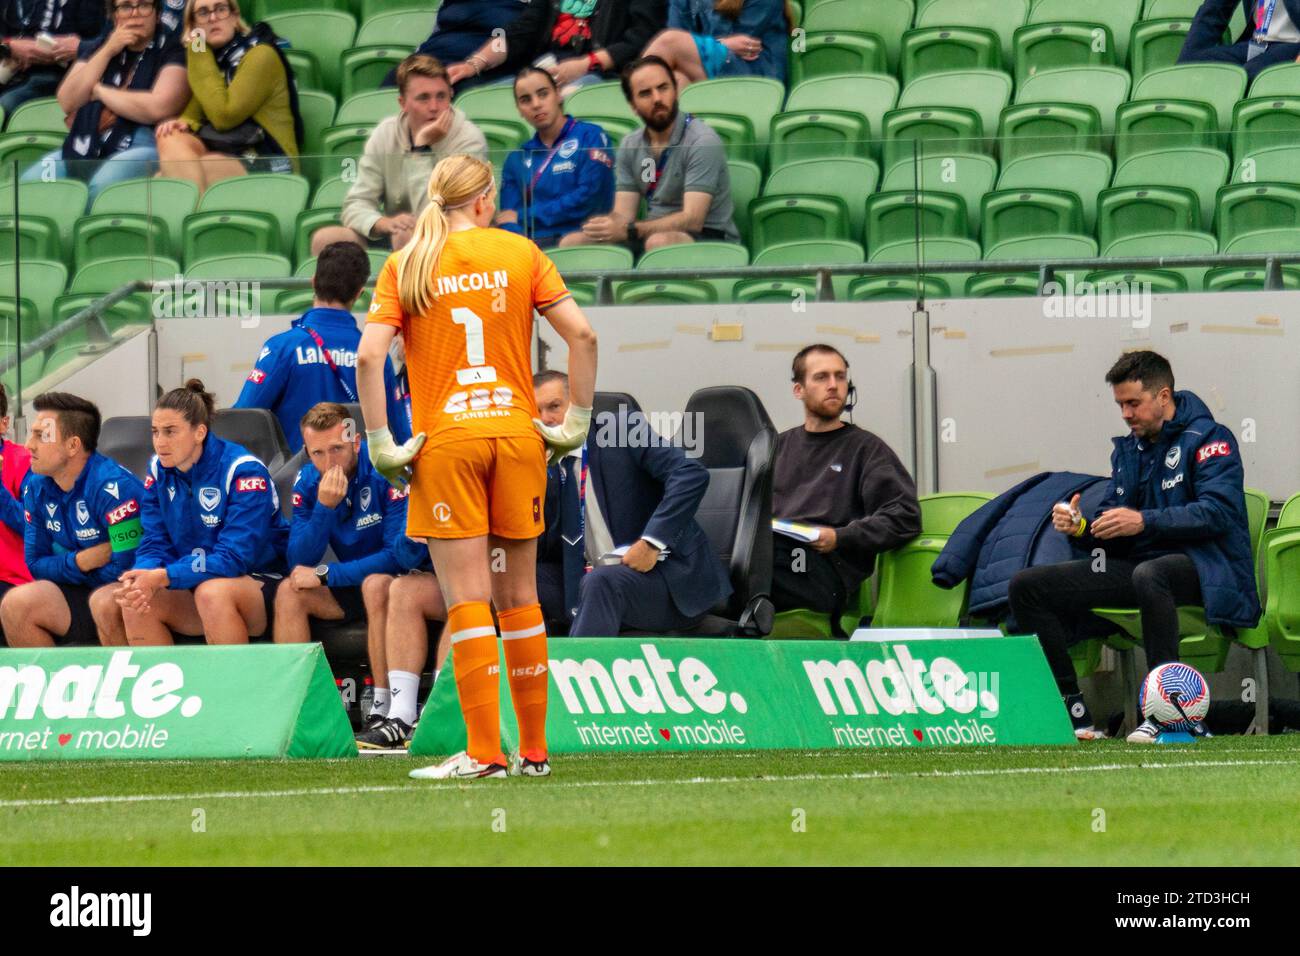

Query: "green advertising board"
left=0, top=644, right=355, bottom=760
left=410, top=636, right=1077, bottom=755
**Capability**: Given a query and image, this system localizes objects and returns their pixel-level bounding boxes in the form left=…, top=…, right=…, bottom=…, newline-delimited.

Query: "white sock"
left=388, top=670, right=420, bottom=726
left=371, top=687, right=390, bottom=717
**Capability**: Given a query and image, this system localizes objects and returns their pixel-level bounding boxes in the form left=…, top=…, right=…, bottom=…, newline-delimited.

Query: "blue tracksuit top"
left=498, top=116, right=616, bottom=242
left=134, top=435, right=289, bottom=590
left=233, top=308, right=412, bottom=453
left=287, top=441, right=428, bottom=586
left=23, top=452, right=146, bottom=587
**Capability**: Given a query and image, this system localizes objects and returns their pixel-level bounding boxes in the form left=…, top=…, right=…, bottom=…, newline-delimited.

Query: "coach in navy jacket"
left=1180, top=0, right=1300, bottom=78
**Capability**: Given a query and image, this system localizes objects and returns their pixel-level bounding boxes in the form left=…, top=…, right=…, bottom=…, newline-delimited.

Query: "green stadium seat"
left=319, top=124, right=373, bottom=166
left=869, top=235, right=981, bottom=295
left=1131, top=64, right=1246, bottom=131
left=1084, top=268, right=1188, bottom=293
left=680, top=77, right=787, bottom=164
left=997, top=150, right=1111, bottom=231
left=880, top=154, right=996, bottom=231
left=1249, top=62, right=1300, bottom=98
left=1203, top=265, right=1300, bottom=290
left=1112, top=147, right=1229, bottom=229
left=687, top=112, right=758, bottom=165
left=358, top=0, right=430, bottom=20
left=866, top=190, right=968, bottom=250
left=0, top=296, right=44, bottom=343
left=981, top=186, right=1090, bottom=245
left=613, top=279, right=718, bottom=306
left=293, top=208, right=341, bottom=264
left=475, top=118, right=531, bottom=158
left=563, top=83, right=638, bottom=130
left=69, top=255, right=180, bottom=292
left=0, top=178, right=89, bottom=253
left=454, top=84, right=522, bottom=129
left=753, top=238, right=865, bottom=299
left=5, top=97, right=64, bottom=134
left=1114, top=99, right=1217, bottom=163
left=355, top=9, right=434, bottom=45
left=767, top=110, right=871, bottom=168
left=881, top=106, right=984, bottom=172
left=1015, top=66, right=1131, bottom=135
left=339, top=47, right=407, bottom=101
left=74, top=214, right=170, bottom=271
left=312, top=175, right=351, bottom=208
left=848, top=274, right=951, bottom=300
left=51, top=290, right=150, bottom=332
left=984, top=234, right=1097, bottom=272
left=293, top=256, right=317, bottom=278
left=1128, top=18, right=1192, bottom=80
left=544, top=245, right=634, bottom=304
left=1097, top=185, right=1199, bottom=248
left=297, top=89, right=338, bottom=185
left=804, top=0, right=914, bottom=71
left=264, top=10, right=357, bottom=96
left=1031, top=0, right=1141, bottom=62
left=1232, top=97, right=1300, bottom=163
left=1012, top=23, right=1116, bottom=87
left=1217, top=182, right=1300, bottom=246
left=726, top=159, right=762, bottom=244
left=185, top=253, right=293, bottom=316
left=0, top=131, right=64, bottom=174
left=788, top=32, right=887, bottom=86
left=898, top=70, right=1012, bottom=144
left=996, top=102, right=1102, bottom=162
left=786, top=75, right=900, bottom=139
left=732, top=277, right=817, bottom=303
left=1264, top=493, right=1300, bottom=674
left=1221, top=229, right=1300, bottom=254
left=182, top=173, right=309, bottom=265
left=0, top=212, right=59, bottom=263
left=283, top=49, right=322, bottom=93
left=750, top=194, right=852, bottom=252
left=964, top=273, right=1041, bottom=296
left=900, top=27, right=1002, bottom=84
left=251, top=0, right=349, bottom=17
left=1101, top=230, right=1216, bottom=290
left=8, top=260, right=67, bottom=327
left=1232, top=145, right=1300, bottom=186
left=915, top=0, right=1029, bottom=63
left=766, top=157, right=879, bottom=240
left=790, top=0, right=803, bottom=26
left=87, top=176, right=197, bottom=259
left=0, top=347, right=46, bottom=396
left=1142, top=0, right=1203, bottom=16
left=334, top=89, right=396, bottom=126
left=637, top=241, right=748, bottom=301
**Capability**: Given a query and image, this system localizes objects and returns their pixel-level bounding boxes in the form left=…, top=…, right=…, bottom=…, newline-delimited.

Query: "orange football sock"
left=447, top=601, right=505, bottom=766
left=499, top=603, right=549, bottom=762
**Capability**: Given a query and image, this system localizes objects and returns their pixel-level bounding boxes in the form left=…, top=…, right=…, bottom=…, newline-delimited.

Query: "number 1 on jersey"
left=452, top=306, right=496, bottom=386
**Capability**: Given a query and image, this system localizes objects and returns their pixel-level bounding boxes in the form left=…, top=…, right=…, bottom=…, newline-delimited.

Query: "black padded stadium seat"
left=674, top=386, right=776, bottom=636
left=212, top=407, right=290, bottom=473
left=97, top=415, right=154, bottom=480
left=593, top=390, right=641, bottom=418
left=272, top=447, right=308, bottom=518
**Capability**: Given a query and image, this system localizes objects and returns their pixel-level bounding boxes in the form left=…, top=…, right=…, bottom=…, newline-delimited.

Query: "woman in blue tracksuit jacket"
left=496, top=67, right=615, bottom=249
left=117, top=379, right=289, bottom=645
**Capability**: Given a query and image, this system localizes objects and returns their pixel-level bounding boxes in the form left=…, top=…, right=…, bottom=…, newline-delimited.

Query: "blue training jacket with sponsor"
left=288, top=440, right=428, bottom=586
left=22, top=452, right=146, bottom=587
left=1079, top=389, right=1261, bottom=629
left=134, top=435, right=288, bottom=590
left=498, top=116, right=615, bottom=242
left=233, top=307, right=412, bottom=454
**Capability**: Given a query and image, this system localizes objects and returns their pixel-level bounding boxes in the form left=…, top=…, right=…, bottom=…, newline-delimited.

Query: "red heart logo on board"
left=912, top=729, right=923, bottom=742
left=58, top=734, right=72, bottom=746
left=659, top=728, right=671, bottom=741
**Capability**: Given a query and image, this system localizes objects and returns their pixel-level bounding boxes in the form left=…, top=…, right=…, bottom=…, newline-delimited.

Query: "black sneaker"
left=355, top=716, right=413, bottom=751
left=360, top=711, right=386, bottom=731
left=1064, top=693, right=1104, bottom=740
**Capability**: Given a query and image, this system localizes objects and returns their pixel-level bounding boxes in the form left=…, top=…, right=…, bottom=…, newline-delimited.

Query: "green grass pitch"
left=3, top=736, right=1299, bottom=866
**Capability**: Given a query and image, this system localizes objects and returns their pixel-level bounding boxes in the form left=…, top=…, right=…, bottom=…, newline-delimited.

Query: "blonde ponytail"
left=397, top=154, right=496, bottom=316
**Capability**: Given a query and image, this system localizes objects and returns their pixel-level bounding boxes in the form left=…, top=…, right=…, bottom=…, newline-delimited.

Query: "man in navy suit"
left=1179, top=0, right=1300, bottom=77
left=532, top=372, right=731, bottom=637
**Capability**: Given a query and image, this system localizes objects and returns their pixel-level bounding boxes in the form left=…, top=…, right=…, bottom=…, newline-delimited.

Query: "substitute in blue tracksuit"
left=118, top=381, right=289, bottom=645
left=0, top=392, right=144, bottom=647
left=234, top=242, right=411, bottom=453
left=1009, top=351, right=1260, bottom=742
left=497, top=67, right=615, bottom=248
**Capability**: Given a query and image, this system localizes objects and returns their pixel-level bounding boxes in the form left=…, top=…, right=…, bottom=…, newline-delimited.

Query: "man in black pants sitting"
left=1009, top=351, right=1261, bottom=742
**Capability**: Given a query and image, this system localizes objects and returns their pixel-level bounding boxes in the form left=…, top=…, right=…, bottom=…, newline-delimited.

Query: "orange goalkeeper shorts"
left=406, top=434, right=547, bottom=540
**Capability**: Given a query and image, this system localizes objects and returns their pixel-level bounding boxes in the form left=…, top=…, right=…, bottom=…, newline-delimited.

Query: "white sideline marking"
left=0, top=758, right=1293, bottom=809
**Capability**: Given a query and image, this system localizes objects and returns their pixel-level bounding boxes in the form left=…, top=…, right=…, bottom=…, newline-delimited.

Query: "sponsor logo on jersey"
left=550, top=160, right=575, bottom=174
left=432, top=502, right=452, bottom=523
left=1197, top=441, right=1230, bottom=463
left=168, top=485, right=176, bottom=501
left=591, top=148, right=612, bottom=167
left=292, top=492, right=302, bottom=507
left=104, top=481, right=119, bottom=500
left=106, top=499, right=139, bottom=525
left=1165, top=446, right=1181, bottom=470
left=74, top=527, right=100, bottom=542
left=1161, top=473, right=1185, bottom=491
left=75, top=501, right=89, bottom=525
left=558, top=138, right=579, bottom=158
left=355, top=512, right=382, bottom=531
left=236, top=476, right=267, bottom=493
left=388, top=486, right=408, bottom=501
left=247, top=369, right=266, bottom=384
left=294, top=346, right=356, bottom=368
left=199, top=487, right=221, bottom=511
left=143, top=475, right=154, bottom=489
left=359, top=486, right=371, bottom=512
left=45, top=520, right=61, bottom=533
left=45, top=503, right=57, bottom=517
left=23, top=510, right=30, bottom=524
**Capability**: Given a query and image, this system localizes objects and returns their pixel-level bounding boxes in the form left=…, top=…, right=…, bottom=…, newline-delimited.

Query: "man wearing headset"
left=771, top=344, right=922, bottom=637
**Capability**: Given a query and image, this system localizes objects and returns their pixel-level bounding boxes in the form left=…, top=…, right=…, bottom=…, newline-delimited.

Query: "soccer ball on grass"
left=1139, top=662, right=1210, bottom=733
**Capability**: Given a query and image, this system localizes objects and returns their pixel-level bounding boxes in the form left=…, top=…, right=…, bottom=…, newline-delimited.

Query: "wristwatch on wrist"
left=315, top=564, right=329, bottom=586
left=626, top=221, right=637, bottom=243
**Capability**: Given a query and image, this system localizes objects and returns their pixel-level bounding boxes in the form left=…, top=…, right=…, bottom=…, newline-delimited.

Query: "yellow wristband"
left=1072, top=516, right=1087, bottom=538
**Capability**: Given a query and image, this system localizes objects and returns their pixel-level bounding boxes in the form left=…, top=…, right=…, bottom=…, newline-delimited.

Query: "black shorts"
left=53, top=582, right=100, bottom=646
left=622, top=226, right=730, bottom=258
left=328, top=584, right=367, bottom=624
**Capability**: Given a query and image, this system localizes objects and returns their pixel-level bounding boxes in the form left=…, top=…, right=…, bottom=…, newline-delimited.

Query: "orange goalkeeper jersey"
left=368, top=227, right=571, bottom=445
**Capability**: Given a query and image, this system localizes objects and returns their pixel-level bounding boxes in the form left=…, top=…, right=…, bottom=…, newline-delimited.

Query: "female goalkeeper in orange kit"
left=357, top=153, right=597, bottom=781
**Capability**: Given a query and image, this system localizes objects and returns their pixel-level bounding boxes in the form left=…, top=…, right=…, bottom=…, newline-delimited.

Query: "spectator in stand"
left=310, top=55, right=487, bottom=257
left=771, top=345, right=922, bottom=637
left=565, top=54, right=738, bottom=250
left=114, top=379, right=288, bottom=645
left=1180, top=0, right=1300, bottom=79
left=1, top=392, right=144, bottom=647
left=496, top=67, right=614, bottom=248
left=0, top=0, right=105, bottom=113
left=20, top=0, right=188, bottom=207
left=642, top=0, right=791, bottom=90
left=275, top=403, right=428, bottom=746
left=154, top=0, right=302, bottom=192
left=381, top=0, right=528, bottom=91
left=0, top=385, right=33, bottom=629
left=444, top=0, right=667, bottom=94
left=234, top=242, right=411, bottom=455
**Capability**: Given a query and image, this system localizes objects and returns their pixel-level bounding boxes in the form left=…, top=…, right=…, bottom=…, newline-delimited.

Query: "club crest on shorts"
left=432, top=502, right=452, bottom=523
left=199, top=487, right=221, bottom=511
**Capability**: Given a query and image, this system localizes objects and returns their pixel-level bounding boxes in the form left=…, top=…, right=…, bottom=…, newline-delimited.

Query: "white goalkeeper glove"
left=366, top=426, right=426, bottom=492
left=532, top=404, right=592, bottom=458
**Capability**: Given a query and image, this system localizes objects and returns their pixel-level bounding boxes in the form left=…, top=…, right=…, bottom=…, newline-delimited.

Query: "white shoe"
left=1126, top=718, right=1160, bottom=744
left=509, top=750, right=552, bottom=777
left=409, top=751, right=507, bottom=780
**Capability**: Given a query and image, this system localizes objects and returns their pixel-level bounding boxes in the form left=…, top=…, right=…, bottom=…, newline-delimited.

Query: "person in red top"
left=0, top=385, right=34, bottom=626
